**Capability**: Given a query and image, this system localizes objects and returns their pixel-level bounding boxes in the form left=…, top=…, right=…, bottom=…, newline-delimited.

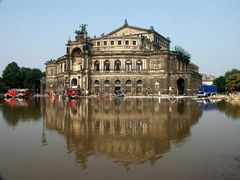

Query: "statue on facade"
left=75, top=24, right=88, bottom=37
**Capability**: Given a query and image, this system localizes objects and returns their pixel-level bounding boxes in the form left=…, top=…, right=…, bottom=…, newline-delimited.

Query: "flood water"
left=0, top=97, right=240, bottom=180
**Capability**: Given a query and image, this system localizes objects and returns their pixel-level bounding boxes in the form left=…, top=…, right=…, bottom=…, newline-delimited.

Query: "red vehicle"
left=4, top=89, right=31, bottom=98
left=67, top=88, right=80, bottom=99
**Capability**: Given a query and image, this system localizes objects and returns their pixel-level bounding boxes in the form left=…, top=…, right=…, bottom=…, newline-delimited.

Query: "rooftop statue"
left=75, top=24, right=88, bottom=36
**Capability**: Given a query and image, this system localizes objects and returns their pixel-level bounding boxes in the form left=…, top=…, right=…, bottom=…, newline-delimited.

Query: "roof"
left=104, top=20, right=170, bottom=42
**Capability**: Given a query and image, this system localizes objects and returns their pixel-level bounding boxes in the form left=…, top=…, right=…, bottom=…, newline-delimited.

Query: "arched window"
left=115, top=80, right=121, bottom=94
left=71, top=78, right=78, bottom=87
left=104, top=80, right=110, bottom=93
left=136, top=60, right=142, bottom=71
left=94, top=80, right=100, bottom=85
left=114, top=60, right=121, bottom=71
left=125, top=60, right=132, bottom=71
left=94, top=80, right=100, bottom=94
left=136, top=80, right=142, bottom=94
left=94, top=61, right=100, bottom=71
left=71, top=48, right=81, bottom=58
left=104, top=60, right=110, bottom=71
left=126, top=80, right=131, bottom=93
left=126, top=80, right=131, bottom=85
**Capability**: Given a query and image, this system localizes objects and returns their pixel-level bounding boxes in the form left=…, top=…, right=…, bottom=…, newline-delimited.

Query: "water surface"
left=0, top=97, right=240, bottom=180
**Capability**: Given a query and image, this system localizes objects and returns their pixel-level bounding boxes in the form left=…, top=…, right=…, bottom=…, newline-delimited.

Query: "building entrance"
left=115, top=80, right=121, bottom=94
left=177, top=78, right=185, bottom=95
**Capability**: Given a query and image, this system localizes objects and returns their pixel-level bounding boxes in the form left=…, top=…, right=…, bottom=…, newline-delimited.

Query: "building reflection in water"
left=44, top=97, right=202, bottom=168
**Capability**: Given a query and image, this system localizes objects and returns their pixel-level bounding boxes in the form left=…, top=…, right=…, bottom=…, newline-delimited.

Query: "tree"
left=213, top=76, right=226, bottom=93
left=214, top=69, right=240, bottom=93
left=225, top=73, right=240, bottom=92
left=0, top=77, right=8, bottom=93
left=2, top=62, right=22, bottom=88
left=1, top=62, right=44, bottom=93
left=23, top=68, right=43, bottom=93
left=225, top=69, right=240, bottom=78
left=20, top=67, right=31, bottom=87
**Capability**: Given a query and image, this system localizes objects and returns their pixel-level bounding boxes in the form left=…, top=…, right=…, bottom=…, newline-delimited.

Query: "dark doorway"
left=115, top=80, right=121, bottom=94
left=136, top=80, right=142, bottom=94
left=177, top=78, right=185, bottom=95
left=71, top=78, right=77, bottom=87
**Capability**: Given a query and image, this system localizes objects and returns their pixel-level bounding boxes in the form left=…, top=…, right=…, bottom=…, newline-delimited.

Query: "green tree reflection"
left=216, top=101, right=240, bottom=120
left=1, top=98, right=42, bottom=126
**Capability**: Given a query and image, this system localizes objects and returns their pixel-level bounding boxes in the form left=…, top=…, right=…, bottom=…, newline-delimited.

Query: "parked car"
left=4, top=89, right=31, bottom=98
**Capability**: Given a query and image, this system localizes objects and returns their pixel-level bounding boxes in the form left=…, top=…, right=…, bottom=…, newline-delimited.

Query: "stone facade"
left=45, top=21, right=202, bottom=95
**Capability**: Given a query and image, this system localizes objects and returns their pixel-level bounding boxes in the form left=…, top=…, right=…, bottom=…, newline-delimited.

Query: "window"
left=97, top=41, right=100, bottom=46
left=133, top=41, right=137, bottom=45
left=104, top=80, right=110, bottom=93
left=126, top=80, right=131, bottom=93
left=104, top=80, right=110, bottom=86
left=103, top=41, right=107, bottom=46
left=114, top=60, right=121, bottom=71
left=95, top=80, right=100, bottom=86
left=125, top=60, right=132, bottom=71
left=118, top=40, right=122, bottom=45
left=136, top=60, right=142, bottom=71
left=94, top=61, right=100, bottom=71
left=94, top=80, right=100, bottom=94
left=64, top=63, right=67, bottom=71
left=125, top=40, right=129, bottom=45
left=104, top=60, right=110, bottom=71
left=136, top=80, right=142, bottom=94
left=111, top=41, right=114, bottom=45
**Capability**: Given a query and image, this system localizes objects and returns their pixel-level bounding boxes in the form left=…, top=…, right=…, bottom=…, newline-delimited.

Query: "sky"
left=0, top=0, right=240, bottom=77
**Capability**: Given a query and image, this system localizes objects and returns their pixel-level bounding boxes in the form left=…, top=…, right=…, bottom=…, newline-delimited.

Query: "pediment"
left=106, top=26, right=150, bottom=37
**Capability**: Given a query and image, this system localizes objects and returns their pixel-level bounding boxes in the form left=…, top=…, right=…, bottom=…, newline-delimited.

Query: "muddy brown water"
left=0, top=97, right=240, bottom=180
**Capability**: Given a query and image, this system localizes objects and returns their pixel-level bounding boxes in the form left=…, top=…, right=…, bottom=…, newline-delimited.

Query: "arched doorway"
left=94, top=80, right=100, bottom=94
left=104, top=80, right=110, bottom=93
left=136, top=80, right=142, bottom=94
left=126, top=80, right=131, bottom=94
left=71, top=78, right=77, bottom=88
left=177, top=78, right=185, bottom=95
left=71, top=48, right=81, bottom=58
left=115, top=80, right=121, bottom=94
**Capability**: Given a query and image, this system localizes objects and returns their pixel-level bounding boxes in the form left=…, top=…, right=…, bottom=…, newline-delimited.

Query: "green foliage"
left=1, top=62, right=43, bottom=93
left=0, top=77, right=8, bottom=93
left=2, top=62, right=22, bottom=88
left=23, top=68, right=43, bottom=93
left=225, top=69, right=240, bottom=78
left=214, top=69, right=240, bottom=93
left=225, top=73, right=240, bottom=92
left=213, top=76, right=226, bottom=93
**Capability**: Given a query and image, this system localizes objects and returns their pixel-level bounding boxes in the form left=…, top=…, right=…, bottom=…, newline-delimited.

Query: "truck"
left=196, top=85, right=217, bottom=97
